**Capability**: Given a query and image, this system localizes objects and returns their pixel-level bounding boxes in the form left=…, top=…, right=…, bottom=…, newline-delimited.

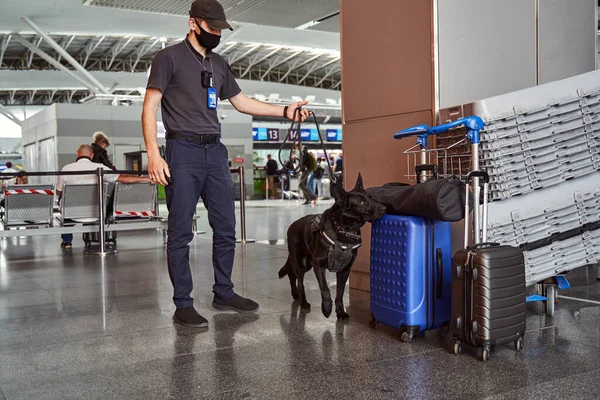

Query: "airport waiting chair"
left=1, top=184, right=55, bottom=228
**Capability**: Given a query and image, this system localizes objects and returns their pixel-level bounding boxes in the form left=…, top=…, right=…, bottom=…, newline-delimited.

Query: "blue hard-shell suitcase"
left=369, top=214, right=452, bottom=342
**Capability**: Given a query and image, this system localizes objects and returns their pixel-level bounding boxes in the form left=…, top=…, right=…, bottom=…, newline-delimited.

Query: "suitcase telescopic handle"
left=416, top=164, right=438, bottom=184
left=466, top=171, right=490, bottom=184
left=464, top=170, right=490, bottom=248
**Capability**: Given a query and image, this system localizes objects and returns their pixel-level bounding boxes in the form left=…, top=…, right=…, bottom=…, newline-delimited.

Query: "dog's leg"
left=281, top=257, right=299, bottom=301
left=335, top=267, right=351, bottom=320
left=296, top=257, right=311, bottom=311
left=288, top=270, right=299, bottom=301
left=313, top=264, right=333, bottom=318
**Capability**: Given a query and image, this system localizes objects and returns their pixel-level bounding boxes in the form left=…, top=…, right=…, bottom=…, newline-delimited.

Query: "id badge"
left=208, top=87, right=217, bottom=109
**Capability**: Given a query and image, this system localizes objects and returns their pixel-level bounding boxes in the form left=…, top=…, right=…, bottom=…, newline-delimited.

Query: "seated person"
left=0, top=171, right=28, bottom=209
left=57, top=144, right=152, bottom=249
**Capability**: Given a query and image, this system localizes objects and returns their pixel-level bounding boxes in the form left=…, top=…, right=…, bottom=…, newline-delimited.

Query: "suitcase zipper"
left=425, top=220, right=431, bottom=332
left=430, top=220, right=436, bottom=331
left=465, top=250, right=475, bottom=346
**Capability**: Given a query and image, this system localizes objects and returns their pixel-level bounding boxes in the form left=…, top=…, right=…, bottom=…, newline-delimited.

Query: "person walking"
left=311, top=157, right=324, bottom=198
left=298, top=146, right=317, bottom=205
left=142, top=0, right=310, bottom=328
left=265, top=154, right=279, bottom=199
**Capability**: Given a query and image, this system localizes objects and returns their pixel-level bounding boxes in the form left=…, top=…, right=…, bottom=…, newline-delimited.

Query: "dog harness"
left=311, top=215, right=361, bottom=273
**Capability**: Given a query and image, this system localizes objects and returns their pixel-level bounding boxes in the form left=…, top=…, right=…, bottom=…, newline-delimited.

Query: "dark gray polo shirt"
left=147, top=37, right=242, bottom=135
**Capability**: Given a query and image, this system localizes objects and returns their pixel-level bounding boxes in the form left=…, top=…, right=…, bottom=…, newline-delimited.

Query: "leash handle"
left=278, top=107, right=303, bottom=175
left=278, top=106, right=338, bottom=185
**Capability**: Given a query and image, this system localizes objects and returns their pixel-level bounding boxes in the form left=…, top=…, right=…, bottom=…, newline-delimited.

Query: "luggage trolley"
left=394, top=116, right=561, bottom=316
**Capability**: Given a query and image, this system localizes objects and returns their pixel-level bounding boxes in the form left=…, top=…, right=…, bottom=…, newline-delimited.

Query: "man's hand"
left=148, top=155, right=171, bottom=186
left=286, top=101, right=310, bottom=122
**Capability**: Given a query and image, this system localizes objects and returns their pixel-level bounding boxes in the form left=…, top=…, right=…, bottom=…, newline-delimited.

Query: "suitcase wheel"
left=400, top=331, right=413, bottom=343
left=481, top=348, right=490, bottom=362
left=515, top=337, right=524, bottom=352
left=453, top=341, right=462, bottom=355
left=369, top=314, right=378, bottom=329
left=545, top=285, right=556, bottom=317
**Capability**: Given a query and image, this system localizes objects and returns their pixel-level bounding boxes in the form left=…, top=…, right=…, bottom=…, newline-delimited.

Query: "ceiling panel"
left=85, top=0, right=340, bottom=29
left=84, top=0, right=191, bottom=15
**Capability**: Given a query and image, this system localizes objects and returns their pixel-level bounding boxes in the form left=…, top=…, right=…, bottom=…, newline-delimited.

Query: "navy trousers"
left=165, top=139, right=236, bottom=309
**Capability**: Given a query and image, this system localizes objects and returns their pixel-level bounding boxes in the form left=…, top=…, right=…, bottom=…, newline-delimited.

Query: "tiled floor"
left=1, top=199, right=600, bottom=399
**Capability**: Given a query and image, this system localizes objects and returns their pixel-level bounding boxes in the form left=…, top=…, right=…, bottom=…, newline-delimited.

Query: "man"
left=1, top=162, right=18, bottom=186
left=0, top=170, right=28, bottom=209
left=333, top=151, right=343, bottom=174
left=299, top=146, right=317, bottom=205
left=311, top=158, right=324, bottom=197
left=142, top=0, right=310, bottom=328
left=91, top=131, right=115, bottom=170
left=57, top=144, right=152, bottom=249
left=265, top=154, right=278, bottom=199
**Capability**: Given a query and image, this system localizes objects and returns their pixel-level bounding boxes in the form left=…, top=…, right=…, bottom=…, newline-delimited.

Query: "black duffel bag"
left=366, top=168, right=473, bottom=222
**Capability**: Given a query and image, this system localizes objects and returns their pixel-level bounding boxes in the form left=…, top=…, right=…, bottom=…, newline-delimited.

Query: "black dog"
left=278, top=174, right=386, bottom=320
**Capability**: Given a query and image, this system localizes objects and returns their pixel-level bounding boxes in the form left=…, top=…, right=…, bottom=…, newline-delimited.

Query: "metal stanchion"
left=236, top=166, right=255, bottom=244
left=265, top=172, right=269, bottom=200
left=86, top=168, right=117, bottom=255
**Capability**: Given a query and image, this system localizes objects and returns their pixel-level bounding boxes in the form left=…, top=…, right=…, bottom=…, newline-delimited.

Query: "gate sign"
left=267, top=128, right=280, bottom=142
left=288, top=128, right=300, bottom=141
left=233, top=157, right=244, bottom=163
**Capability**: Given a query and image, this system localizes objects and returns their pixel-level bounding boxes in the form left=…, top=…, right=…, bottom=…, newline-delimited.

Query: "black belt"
left=166, top=132, right=220, bottom=145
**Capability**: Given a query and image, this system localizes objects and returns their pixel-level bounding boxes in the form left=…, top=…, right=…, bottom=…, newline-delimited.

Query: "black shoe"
left=212, top=293, right=259, bottom=314
left=60, top=242, right=72, bottom=249
left=173, top=306, right=208, bottom=328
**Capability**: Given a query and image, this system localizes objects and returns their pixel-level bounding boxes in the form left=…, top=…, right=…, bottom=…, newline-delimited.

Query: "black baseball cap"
left=190, top=0, right=233, bottom=31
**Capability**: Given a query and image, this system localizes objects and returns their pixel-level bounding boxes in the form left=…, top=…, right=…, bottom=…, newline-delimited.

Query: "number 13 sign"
left=267, top=129, right=280, bottom=142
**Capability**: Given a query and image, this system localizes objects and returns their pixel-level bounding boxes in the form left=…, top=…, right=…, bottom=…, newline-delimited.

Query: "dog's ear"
left=353, top=173, right=364, bottom=192
left=331, top=180, right=349, bottom=205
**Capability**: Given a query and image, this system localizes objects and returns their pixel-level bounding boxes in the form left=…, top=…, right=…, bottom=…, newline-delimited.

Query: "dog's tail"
left=278, top=257, right=291, bottom=279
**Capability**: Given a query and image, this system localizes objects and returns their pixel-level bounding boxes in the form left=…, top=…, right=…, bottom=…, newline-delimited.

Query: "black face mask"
left=195, top=26, right=221, bottom=50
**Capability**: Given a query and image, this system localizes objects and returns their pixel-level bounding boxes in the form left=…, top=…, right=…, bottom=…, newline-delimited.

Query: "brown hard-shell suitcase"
left=451, top=171, right=527, bottom=362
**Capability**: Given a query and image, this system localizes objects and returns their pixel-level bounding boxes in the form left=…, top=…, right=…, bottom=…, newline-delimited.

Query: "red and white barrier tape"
left=115, top=211, right=156, bottom=217
left=4, top=189, right=55, bottom=195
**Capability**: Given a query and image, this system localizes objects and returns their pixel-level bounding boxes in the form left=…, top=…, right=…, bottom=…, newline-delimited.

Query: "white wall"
left=437, top=0, right=597, bottom=108
left=21, top=105, right=58, bottom=184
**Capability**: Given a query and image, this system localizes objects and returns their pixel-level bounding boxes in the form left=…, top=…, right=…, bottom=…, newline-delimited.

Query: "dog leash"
left=278, top=107, right=338, bottom=185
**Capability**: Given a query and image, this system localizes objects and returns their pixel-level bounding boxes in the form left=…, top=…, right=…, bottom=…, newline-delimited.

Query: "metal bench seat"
left=1, top=184, right=55, bottom=228
left=57, top=183, right=109, bottom=226
left=108, top=182, right=157, bottom=223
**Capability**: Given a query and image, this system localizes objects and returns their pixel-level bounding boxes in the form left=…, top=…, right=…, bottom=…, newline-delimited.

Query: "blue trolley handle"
left=394, top=116, right=485, bottom=145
